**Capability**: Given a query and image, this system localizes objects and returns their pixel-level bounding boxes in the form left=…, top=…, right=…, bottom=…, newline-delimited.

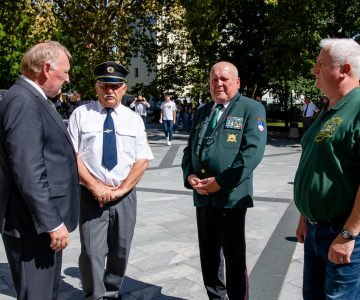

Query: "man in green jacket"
left=182, top=61, right=267, bottom=299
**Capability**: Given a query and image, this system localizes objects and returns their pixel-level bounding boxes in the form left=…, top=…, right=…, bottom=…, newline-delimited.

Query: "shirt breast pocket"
left=116, top=128, right=137, bottom=157
left=81, top=125, right=102, bottom=151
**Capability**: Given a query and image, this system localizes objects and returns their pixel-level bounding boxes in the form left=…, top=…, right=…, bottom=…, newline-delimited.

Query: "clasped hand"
left=187, top=174, right=221, bottom=195
left=93, top=181, right=124, bottom=207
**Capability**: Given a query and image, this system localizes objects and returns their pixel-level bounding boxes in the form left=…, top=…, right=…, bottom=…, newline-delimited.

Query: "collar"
left=21, top=75, right=47, bottom=100
left=212, top=100, right=230, bottom=110
left=330, top=86, right=360, bottom=111
left=96, top=101, right=122, bottom=115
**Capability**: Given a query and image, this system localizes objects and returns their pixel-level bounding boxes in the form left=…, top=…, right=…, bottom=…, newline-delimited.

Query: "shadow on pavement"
left=63, top=267, right=186, bottom=300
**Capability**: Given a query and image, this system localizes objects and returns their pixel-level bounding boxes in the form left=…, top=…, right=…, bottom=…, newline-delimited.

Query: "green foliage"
left=181, top=0, right=271, bottom=98
left=1, top=0, right=360, bottom=104
left=0, top=1, right=31, bottom=88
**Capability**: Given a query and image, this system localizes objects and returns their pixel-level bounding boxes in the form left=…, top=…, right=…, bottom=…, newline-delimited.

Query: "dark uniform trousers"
left=3, top=233, right=62, bottom=300
left=79, top=185, right=137, bottom=300
left=196, top=206, right=248, bottom=300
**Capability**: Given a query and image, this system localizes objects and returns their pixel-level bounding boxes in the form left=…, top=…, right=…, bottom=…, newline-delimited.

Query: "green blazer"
left=182, top=93, right=267, bottom=208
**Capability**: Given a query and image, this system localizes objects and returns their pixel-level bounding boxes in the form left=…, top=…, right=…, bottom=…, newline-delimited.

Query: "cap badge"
left=107, top=66, right=115, bottom=73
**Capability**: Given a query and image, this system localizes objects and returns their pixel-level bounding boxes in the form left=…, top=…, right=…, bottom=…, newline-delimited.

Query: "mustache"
left=104, top=94, right=115, bottom=99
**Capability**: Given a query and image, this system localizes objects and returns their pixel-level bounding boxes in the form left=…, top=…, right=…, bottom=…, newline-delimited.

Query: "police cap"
left=93, top=61, right=129, bottom=83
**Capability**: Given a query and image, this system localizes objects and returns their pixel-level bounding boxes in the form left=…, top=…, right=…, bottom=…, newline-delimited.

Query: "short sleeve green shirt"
left=294, top=87, right=360, bottom=221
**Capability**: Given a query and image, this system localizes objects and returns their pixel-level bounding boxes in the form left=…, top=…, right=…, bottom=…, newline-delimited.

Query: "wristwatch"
left=341, top=229, right=358, bottom=240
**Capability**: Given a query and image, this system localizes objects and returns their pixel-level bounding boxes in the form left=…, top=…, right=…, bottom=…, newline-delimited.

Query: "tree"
left=181, top=0, right=274, bottom=98
left=51, top=0, right=135, bottom=98
left=264, top=0, right=360, bottom=125
left=0, top=0, right=57, bottom=88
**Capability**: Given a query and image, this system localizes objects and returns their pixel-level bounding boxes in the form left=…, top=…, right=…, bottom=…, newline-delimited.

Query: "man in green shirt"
left=182, top=61, right=266, bottom=299
left=294, top=38, right=360, bottom=299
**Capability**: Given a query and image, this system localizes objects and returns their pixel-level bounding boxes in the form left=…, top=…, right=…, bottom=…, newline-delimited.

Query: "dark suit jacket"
left=0, top=77, right=80, bottom=237
left=182, top=93, right=267, bottom=208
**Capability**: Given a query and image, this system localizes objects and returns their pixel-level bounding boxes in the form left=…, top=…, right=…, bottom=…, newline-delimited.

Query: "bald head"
left=210, top=61, right=240, bottom=103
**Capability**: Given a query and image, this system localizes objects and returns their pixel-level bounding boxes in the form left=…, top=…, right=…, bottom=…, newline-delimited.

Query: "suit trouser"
left=303, top=117, right=313, bottom=132
left=79, top=186, right=136, bottom=300
left=196, top=206, right=248, bottom=300
left=2, top=233, right=62, bottom=300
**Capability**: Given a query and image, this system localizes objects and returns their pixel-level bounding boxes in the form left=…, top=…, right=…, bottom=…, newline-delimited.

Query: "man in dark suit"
left=0, top=41, right=80, bottom=300
left=182, top=61, right=267, bottom=299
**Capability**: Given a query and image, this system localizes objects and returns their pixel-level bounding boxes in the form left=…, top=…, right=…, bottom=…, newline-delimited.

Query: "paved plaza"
left=0, top=124, right=304, bottom=300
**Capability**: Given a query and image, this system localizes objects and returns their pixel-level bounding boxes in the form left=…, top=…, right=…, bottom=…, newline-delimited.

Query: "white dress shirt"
left=68, top=101, right=154, bottom=187
left=302, top=102, right=319, bottom=117
left=209, top=100, right=230, bottom=121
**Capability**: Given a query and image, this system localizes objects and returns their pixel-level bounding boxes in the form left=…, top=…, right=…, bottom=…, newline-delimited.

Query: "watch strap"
left=341, top=229, right=357, bottom=240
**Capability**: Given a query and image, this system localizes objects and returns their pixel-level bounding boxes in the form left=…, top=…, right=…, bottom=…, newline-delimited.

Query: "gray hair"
left=20, top=41, right=71, bottom=76
left=320, top=38, right=360, bottom=79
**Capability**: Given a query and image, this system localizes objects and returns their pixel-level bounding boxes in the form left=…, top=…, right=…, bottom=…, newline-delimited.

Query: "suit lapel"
left=16, top=78, right=74, bottom=147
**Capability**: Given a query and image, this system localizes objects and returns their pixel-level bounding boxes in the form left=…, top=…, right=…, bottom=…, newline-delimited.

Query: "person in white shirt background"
left=159, top=93, right=177, bottom=146
left=302, top=96, right=319, bottom=132
left=129, top=94, right=150, bottom=125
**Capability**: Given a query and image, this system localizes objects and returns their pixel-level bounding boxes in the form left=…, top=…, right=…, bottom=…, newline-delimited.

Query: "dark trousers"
left=2, top=233, right=62, bottom=300
left=303, top=117, right=313, bottom=132
left=196, top=207, right=248, bottom=300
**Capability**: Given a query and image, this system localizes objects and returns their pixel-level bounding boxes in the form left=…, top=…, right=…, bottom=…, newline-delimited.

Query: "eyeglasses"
left=97, top=83, right=125, bottom=90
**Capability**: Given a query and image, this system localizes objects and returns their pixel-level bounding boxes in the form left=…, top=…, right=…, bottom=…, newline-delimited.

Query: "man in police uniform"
left=182, top=61, right=267, bottom=299
left=68, top=61, right=154, bottom=300
left=295, top=38, right=360, bottom=299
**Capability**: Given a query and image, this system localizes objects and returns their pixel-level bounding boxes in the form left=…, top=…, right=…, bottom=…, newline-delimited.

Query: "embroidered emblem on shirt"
left=257, top=117, right=265, bottom=132
left=225, top=116, right=243, bottom=130
left=315, top=117, right=342, bottom=142
left=227, top=134, right=237, bottom=143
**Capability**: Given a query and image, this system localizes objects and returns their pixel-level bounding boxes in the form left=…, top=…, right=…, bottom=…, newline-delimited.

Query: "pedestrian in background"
left=174, top=99, right=182, bottom=132
left=130, top=94, right=150, bottom=125
left=159, top=93, right=176, bottom=146
left=302, top=96, right=319, bottom=132
left=68, top=61, right=154, bottom=300
left=295, top=38, right=360, bottom=299
left=0, top=41, right=80, bottom=300
left=182, top=61, right=267, bottom=299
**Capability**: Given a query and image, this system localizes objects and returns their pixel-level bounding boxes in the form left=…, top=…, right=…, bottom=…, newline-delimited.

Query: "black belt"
left=307, top=214, right=348, bottom=227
